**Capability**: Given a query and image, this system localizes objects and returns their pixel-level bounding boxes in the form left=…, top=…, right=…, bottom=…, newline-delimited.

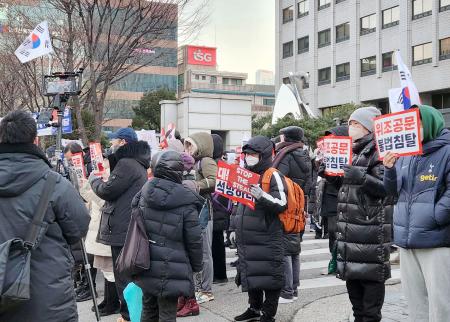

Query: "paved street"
left=78, top=231, right=405, bottom=322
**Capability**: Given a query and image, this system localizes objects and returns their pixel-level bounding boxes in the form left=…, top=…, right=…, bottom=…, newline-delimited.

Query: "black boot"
left=99, top=280, right=120, bottom=317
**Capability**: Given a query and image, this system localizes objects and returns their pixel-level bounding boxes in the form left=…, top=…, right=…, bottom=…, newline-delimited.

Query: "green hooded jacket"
left=419, top=105, right=445, bottom=143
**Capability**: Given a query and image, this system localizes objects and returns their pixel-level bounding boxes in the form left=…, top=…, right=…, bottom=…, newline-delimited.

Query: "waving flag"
left=14, top=21, right=54, bottom=64
left=392, top=50, right=421, bottom=112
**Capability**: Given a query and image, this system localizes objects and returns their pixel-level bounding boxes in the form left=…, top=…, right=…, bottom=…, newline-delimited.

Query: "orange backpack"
left=261, top=168, right=306, bottom=233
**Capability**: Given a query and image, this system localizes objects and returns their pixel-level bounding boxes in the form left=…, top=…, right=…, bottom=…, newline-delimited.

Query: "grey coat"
left=0, top=144, right=90, bottom=322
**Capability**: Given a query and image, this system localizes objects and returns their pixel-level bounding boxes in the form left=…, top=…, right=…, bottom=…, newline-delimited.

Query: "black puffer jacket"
left=0, top=143, right=90, bottom=322
left=91, top=141, right=150, bottom=246
left=275, top=141, right=311, bottom=256
left=134, top=151, right=203, bottom=298
left=336, top=134, right=393, bottom=282
left=236, top=136, right=287, bottom=291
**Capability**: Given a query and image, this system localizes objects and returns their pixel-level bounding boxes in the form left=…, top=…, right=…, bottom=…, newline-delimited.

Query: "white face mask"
left=245, top=155, right=259, bottom=167
left=348, top=125, right=367, bottom=142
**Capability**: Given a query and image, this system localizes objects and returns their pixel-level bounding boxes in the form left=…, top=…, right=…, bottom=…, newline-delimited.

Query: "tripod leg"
left=80, top=239, right=101, bottom=321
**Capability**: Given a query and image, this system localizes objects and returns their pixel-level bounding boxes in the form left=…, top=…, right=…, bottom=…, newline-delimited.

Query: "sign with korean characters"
left=215, top=160, right=260, bottom=209
left=89, top=142, right=105, bottom=175
left=321, top=136, right=353, bottom=176
left=70, top=152, right=86, bottom=188
left=374, top=109, right=422, bottom=160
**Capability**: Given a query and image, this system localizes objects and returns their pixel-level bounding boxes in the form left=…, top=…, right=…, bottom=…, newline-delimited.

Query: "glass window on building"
left=441, top=0, right=450, bottom=12
left=318, top=67, right=331, bottom=85
left=298, top=0, right=309, bottom=18
left=223, top=78, right=230, bottom=85
left=382, top=6, right=400, bottom=28
left=195, top=74, right=199, bottom=80
left=283, top=6, right=294, bottom=24
left=236, top=79, right=243, bottom=86
left=319, top=0, right=331, bottom=10
left=432, top=93, right=450, bottom=109
left=440, top=37, right=450, bottom=60
left=263, top=98, right=276, bottom=106
left=201, top=75, right=206, bottom=80
left=361, top=14, right=376, bottom=35
left=361, top=56, right=376, bottom=76
left=413, top=0, right=432, bottom=19
left=283, top=41, right=294, bottom=58
left=382, top=52, right=397, bottom=71
left=413, top=42, right=432, bottom=65
left=336, top=22, right=350, bottom=43
left=336, top=62, right=350, bottom=81
left=210, top=76, right=217, bottom=84
left=318, top=29, right=331, bottom=48
left=298, top=36, right=309, bottom=54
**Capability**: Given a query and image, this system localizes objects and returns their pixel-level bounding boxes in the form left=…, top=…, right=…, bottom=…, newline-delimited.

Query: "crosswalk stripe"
left=225, top=248, right=330, bottom=263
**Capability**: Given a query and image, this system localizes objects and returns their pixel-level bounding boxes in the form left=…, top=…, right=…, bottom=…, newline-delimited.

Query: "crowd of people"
left=0, top=104, right=449, bottom=322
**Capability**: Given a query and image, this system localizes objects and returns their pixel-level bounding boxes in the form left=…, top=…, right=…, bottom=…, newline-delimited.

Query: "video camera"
left=43, top=69, right=83, bottom=108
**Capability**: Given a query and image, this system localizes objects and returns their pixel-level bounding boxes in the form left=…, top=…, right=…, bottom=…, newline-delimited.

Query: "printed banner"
left=136, top=130, right=158, bottom=150
left=69, top=152, right=86, bottom=188
left=215, top=160, right=260, bottom=209
left=34, top=108, right=72, bottom=137
left=374, top=109, right=422, bottom=159
left=321, top=136, right=352, bottom=176
left=15, top=21, right=54, bottom=64
left=89, top=142, right=105, bottom=175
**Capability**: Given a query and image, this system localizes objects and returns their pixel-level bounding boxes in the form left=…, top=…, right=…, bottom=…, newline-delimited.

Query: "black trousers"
left=212, top=230, right=227, bottom=280
left=111, top=245, right=130, bottom=321
left=141, top=295, right=178, bottom=322
left=248, top=289, right=281, bottom=319
left=346, top=280, right=385, bottom=322
left=327, top=216, right=337, bottom=252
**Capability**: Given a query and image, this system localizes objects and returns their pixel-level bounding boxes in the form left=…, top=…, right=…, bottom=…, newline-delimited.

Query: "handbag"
left=0, top=172, right=57, bottom=314
left=116, top=206, right=150, bottom=278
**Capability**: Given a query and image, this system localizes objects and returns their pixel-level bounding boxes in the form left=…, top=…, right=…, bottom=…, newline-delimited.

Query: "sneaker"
left=234, top=308, right=261, bottom=321
left=260, top=314, right=275, bottom=322
left=196, top=291, right=214, bottom=304
left=293, top=291, right=298, bottom=301
left=177, top=298, right=200, bottom=317
left=278, top=296, right=293, bottom=304
left=76, top=288, right=97, bottom=302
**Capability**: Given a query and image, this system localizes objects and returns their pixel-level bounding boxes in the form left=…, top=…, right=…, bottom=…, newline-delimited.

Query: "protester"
left=64, top=142, right=98, bottom=302
left=210, top=134, right=230, bottom=284
left=383, top=105, right=450, bottom=322
left=133, top=151, right=203, bottom=322
left=183, top=132, right=217, bottom=305
left=0, top=110, right=90, bottom=322
left=335, top=107, right=393, bottom=322
left=234, top=136, right=287, bottom=322
left=274, top=126, right=311, bottom=304
left=317, top=126, right=348, bottom=251
left=90, top=127, right=151, bottom=322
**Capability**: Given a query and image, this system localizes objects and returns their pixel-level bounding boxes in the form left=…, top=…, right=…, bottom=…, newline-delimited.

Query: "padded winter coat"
left=384, top=129, right=450, bottom=249
left=91, top=141, right=150, bottom=246
left=133, top=152, right=203, bottom=298
left=336, top=134, right=393, bottom=282
left=0, top=144, right=90, bottom=322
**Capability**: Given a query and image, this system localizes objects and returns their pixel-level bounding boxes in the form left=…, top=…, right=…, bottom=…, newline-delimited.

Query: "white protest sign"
left=70, top=152, right=86, bottom=188
left=322, top=136, right=352, bottom=176
left=374, top=109, right=422, bottom=160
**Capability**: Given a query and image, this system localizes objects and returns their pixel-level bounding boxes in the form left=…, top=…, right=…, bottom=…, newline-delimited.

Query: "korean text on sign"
left=374, top=109, right=422, bottom=159
left=89, top=142, right=105, bottom=175
left=322, top=136, right=352, bottom=176
left=215, top=160, right=260, bottom=209
left=70, top=152, right=86, bottom=188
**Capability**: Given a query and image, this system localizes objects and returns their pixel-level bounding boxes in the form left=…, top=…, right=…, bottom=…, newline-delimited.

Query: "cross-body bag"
left=0, top=172, right=57, bottom=314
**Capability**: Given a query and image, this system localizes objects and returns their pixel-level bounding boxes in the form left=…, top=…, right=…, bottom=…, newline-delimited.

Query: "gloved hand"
left=250, top=184, right=264, bottom=200
left=88, top=171, right=101, bottom=185
left=342, top=165, right=366, bottom=183
left=229, top=231, right=236, bottom=245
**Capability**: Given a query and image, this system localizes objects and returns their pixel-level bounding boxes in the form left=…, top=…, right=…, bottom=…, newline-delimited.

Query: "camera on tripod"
left=43, top=69, right=83, bottom=98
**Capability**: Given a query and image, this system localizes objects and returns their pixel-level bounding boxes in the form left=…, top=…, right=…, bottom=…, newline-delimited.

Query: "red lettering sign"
left=187, top=46, right=217, bottom=66
left=215, top=160, right=260, bottom=209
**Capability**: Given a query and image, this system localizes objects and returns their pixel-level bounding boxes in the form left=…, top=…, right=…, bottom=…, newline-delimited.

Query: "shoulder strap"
left=25, top=172, right=58, bottom=249
left=273, top=143, right=304, bottom=168
left=261, top=168, right=277, bottom=192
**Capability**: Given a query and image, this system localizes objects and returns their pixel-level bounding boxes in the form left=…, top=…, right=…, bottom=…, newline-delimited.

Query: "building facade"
left=256, top=69, right=275, bottom=85
left=276, top=0, right=450, bottom=116
left=178, top=45, right=275, bottom=117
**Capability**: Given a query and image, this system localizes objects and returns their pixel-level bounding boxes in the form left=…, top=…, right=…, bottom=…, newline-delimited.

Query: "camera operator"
left=0, top=111, right=90, bottom=322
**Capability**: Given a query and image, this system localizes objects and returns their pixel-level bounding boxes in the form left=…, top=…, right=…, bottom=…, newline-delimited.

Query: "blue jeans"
left=280, top=255, right=300, bottom=299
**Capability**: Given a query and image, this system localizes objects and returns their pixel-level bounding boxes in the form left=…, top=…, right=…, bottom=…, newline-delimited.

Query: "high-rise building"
left=276, top=0, right=450, bottom=118
left=256, top=69, right=275, bottom=85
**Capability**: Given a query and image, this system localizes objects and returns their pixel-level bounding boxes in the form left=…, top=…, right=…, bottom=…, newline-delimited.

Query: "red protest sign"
left=215, top=160, right=260, bottom=209
left=321, top=136, right=352, bottom=176
left=89, top=142, right=105, bottom=175
left=374, top=109, right=422, bottom=160
left=70, top=152, right=86, bottom=188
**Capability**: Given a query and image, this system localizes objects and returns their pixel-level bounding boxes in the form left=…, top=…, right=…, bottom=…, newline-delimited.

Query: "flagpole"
left=48, top=54, right=52, bottom=75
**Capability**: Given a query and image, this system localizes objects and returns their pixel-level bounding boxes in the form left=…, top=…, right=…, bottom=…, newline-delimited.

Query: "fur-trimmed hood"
left=109, top=141, right=151, bottom=171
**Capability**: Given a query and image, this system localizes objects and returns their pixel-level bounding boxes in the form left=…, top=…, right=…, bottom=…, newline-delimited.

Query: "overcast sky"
left=181, top=0, right=275, bottom=83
